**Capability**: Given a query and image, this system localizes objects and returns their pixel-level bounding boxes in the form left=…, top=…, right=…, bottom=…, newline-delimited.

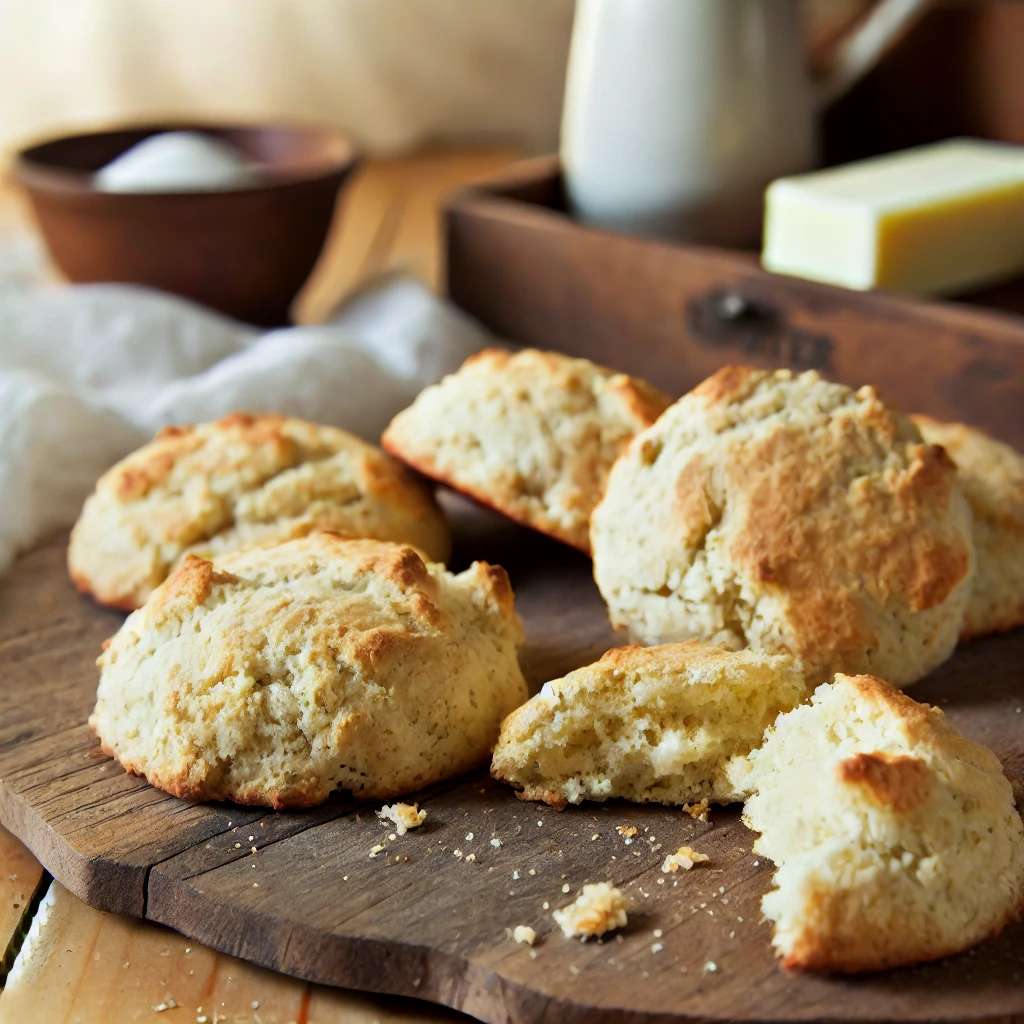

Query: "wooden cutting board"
left=1, top=511, right=1023, bottom=1024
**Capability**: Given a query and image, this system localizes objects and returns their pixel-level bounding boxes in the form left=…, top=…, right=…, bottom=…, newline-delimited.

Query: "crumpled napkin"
left=0, top=274, right=493, bottom=575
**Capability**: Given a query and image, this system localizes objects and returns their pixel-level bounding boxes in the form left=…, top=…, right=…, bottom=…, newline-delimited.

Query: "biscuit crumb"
left=377, top=802, right=426, bottom=836
left=683, top=799, right=710, bottom=822
left=553, top=882, right=628, bottom=939
left=513, top=925, right=537, bottom=946
left=661, top=846, right=710, bottom=873
left=615, top=825, right=637, bottom=838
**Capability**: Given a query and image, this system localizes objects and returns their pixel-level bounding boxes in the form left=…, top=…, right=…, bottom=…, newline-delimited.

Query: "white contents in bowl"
left=94, top=131, right=261, bottom=193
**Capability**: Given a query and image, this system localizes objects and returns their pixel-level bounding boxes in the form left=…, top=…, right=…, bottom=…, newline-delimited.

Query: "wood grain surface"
left=0, top=827, right=44, bottom=979
left=0, top=881, right=466, bottom=1024
left=0, top=509, right=1022, bottom=1024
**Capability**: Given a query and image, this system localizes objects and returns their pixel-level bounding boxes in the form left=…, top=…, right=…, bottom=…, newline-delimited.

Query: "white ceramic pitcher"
left=561, top=0, right=932, bottom=246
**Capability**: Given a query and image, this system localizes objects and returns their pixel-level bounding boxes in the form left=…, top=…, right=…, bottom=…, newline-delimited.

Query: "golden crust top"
left=68, top=413, right=451, bottom=609
left=592, top=366, right=975, bottom=686
left=382, top=348, right=671, bottom=553
left=91, top=534, right=527, bottom=809
left=911, top=415, right=1024, bottom=640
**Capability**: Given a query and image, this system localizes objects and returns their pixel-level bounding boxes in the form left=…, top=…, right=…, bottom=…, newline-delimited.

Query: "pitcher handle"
left=813, top=0, right=935, bottom=109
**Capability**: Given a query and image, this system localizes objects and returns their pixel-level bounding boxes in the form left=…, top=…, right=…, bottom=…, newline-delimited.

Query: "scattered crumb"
left=615, top=825, right=637, bottom=838
left=377, top=802, right=426, bottom=836
left=683, top=799, right=710, bottom=822
left=542, top=901, right=550, bottom=910
left=465, top=853, right=477, bottom=863
left=528, top=869, right=536, bottom=876
left=453, top=850, right=463, bottom=859
left=466, top=832, right=474, bottom=841
left=490, top=838, right=502, bottom=847
left=703, top=960, right=718, bottom=973
left=252, top=883, right=259, bottom=888
left=513, top=925, right=537, bottom=946
left=591, top=835, right=599, bottom=841
left=152, top=1000, right=178, bottom=1012
left=561, top=883, right=571, bottom=893
left=553, top=882, right=628, bottom=940
left=653, top=929, right=663, bottom=938
left=661, top=846, right=710, bottom=873
left=537, top=820, right=543, bottom=827
left=651, top=942, right=664, bottom=954
left=388, top=833, right=397, bottom=842
left=369, top=844, right=385, bottom=858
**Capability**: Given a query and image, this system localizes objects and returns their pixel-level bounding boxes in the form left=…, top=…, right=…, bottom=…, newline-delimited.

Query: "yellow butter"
left=762, top=138, right=1024, bottom=294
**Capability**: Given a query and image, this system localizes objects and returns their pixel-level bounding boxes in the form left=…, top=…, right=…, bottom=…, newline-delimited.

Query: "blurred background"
left=9, top=0, right=1010, bottom=164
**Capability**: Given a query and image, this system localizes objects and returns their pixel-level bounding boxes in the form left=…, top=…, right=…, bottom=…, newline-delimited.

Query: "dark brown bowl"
left=13, top=124, right=358, bottom=326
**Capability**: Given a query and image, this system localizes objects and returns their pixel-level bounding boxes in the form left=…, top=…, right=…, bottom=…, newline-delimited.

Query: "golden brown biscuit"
left=491, top=642, right=807, bottom=808
left=382, top=349, right=670, bottom=552
left=591, top=366, right=975, bottom=687
left=734, top=673, right=1024, bottom=972
left=68, top=413, right=450, bottom=609
left=90, top=534, right=527, bottom=808
left=913, top=415, right=1024, bottom=639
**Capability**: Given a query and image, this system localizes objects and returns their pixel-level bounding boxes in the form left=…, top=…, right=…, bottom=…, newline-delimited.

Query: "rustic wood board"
left=0, top=513, right=1023, bottom=1024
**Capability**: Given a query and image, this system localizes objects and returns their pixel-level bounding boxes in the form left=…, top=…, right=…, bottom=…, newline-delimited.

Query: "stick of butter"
left=762, top=138, right=1024, bottom=294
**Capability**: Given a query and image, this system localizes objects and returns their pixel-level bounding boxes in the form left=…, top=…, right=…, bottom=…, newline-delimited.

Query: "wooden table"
left=0, top=146, right=516, bottom=1023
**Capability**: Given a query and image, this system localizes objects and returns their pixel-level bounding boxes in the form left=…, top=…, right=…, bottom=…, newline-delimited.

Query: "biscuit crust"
left=591, top=367, right=975, bottom=687
left=90, top=534, right=527, bottom=807
left=68, top=413, right=451, bottom=609
left=913, top=415, right=1024, bottom=640
left=737, top=673, right=1024, bottom=972
left=382, top=349, right=670, bottom=553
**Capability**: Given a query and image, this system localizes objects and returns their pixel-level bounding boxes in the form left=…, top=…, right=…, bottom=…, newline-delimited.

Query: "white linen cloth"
left=0, top=274, right=494, bottom=575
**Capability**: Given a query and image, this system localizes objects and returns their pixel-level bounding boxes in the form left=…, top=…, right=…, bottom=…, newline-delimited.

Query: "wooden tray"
left=445, top=157, right=1024, bottom=450
left=1, top=503, right=1022, bottom=1024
